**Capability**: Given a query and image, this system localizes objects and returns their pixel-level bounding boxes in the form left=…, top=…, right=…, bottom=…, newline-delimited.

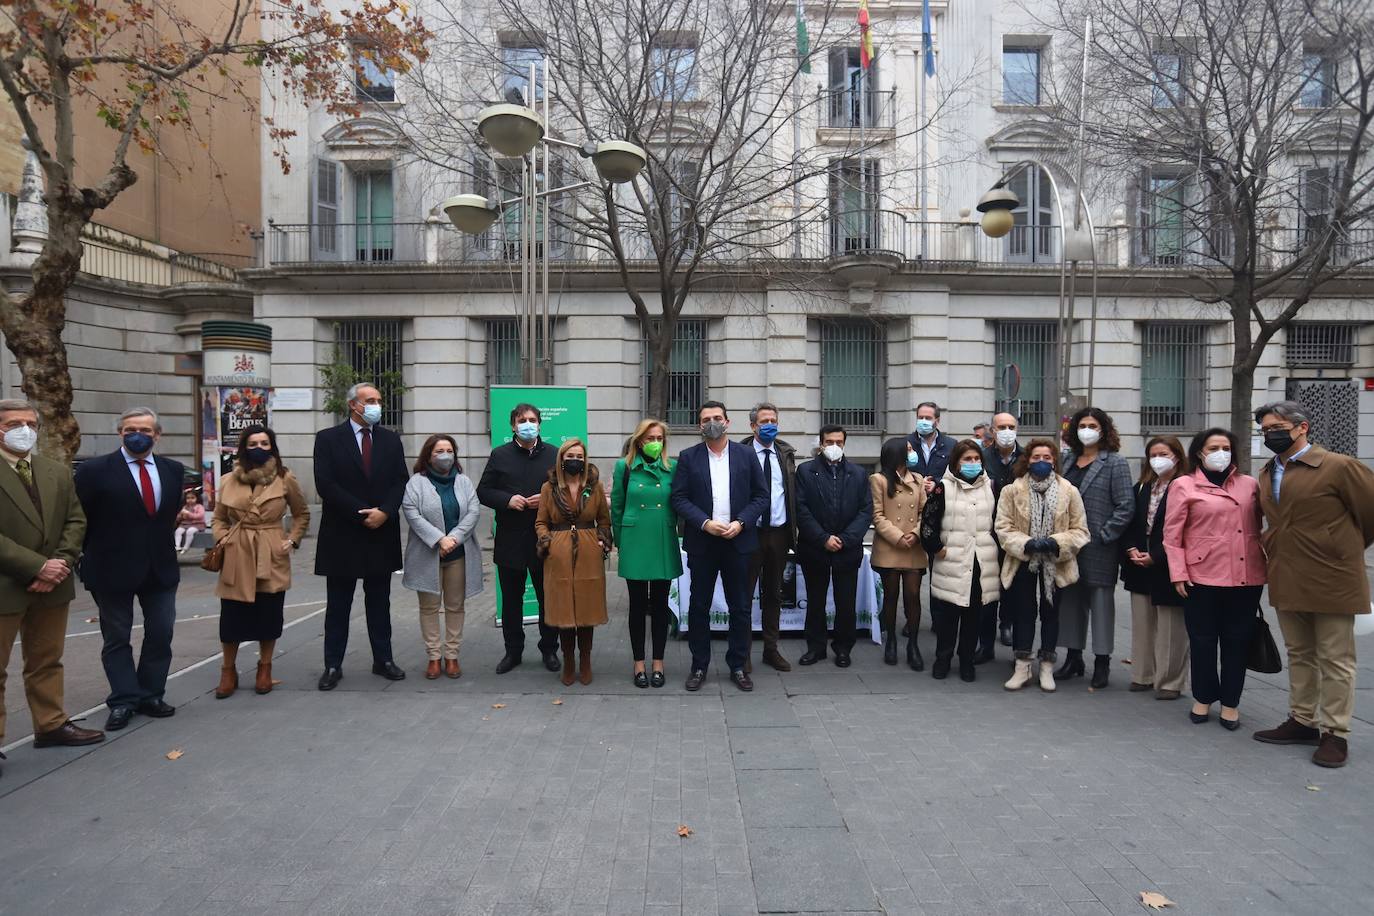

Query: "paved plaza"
left=3, top=543, right=1374, bottom=916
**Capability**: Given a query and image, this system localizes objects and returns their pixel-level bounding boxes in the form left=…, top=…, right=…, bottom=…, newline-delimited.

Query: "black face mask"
left=1263, top=429, right=1295, bottom=454
left=243, top=447, right=272, bottom=466
left=562, top=458, right=585, bottom=476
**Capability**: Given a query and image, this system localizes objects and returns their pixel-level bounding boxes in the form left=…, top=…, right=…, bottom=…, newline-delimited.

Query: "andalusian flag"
left=858, top=0, right=874, bottom=69
left=796, top=0, right=810, bottom=73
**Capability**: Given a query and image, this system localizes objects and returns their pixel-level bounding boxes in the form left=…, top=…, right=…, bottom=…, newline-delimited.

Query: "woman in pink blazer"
left=1163, top=428, right=1267, bottom=731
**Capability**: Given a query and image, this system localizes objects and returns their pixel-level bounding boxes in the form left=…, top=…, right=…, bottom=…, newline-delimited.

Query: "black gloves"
left=1025, top=537, right=1059, bottom=556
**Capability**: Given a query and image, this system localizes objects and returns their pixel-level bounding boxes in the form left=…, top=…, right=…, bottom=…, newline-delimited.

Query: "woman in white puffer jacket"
left=919, top=439, right=1002, bottom=683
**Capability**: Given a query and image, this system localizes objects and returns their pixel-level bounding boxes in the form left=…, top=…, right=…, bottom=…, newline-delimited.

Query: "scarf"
left=427, top=468, right=460, bottom=533
left=232, top=458, right=279, bottom=488
left=1026, top=474, right=1059, bottom=602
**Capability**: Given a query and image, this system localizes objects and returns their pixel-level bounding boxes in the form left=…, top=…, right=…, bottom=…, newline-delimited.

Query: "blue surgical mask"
left=361, top=404, right=382, bottom=426
left=516, top=421, right=539, bottom=442
left=756, top=423, right=778, bottom=444
left=122, top=431, right=154, bottom=455
left=1029, top=460, right=1054, bottom=480
left=959, top=462, right=983, bottom=480
left=905, top=452, right=920, bottom=469
left=915, top=419, right=935, bottom=437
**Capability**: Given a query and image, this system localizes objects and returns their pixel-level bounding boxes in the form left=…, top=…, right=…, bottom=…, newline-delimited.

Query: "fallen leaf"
left=165, top=748, right=184, bottom=760
left=676, top=824, right=693, bottom=838
left=85, top=617, right=97, bottom=623
left=1139, top=891, right=1175, bottom=910
left=481, top=716, right=490, bottom=721
left=491, top=703, right=506, bottom=709
left=1122, top=657, right=1133, bottom=665
left=271, top=679, right=284, bottom=687
left=1306, top=784, right=1322, bottom=792
left=552, top=698, right=563, bottom=705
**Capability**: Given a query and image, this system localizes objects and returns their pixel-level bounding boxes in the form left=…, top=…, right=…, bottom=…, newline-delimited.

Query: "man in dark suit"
left=795, top=425, right=873, bottom=668
left=670, top=401, right=769, bottom=692
left=0, top=399, right=103, bottom=774
left=75, top=407, right=185, bottom=731
left=741, top=402, right=797, bottom=673
left=906, top=401, right=958, bottom=489
left=979, top=411, right=1023, bottom=655
left=313, top=383, right=409, bottom=690
left=476, top=402, right=560, bottom=674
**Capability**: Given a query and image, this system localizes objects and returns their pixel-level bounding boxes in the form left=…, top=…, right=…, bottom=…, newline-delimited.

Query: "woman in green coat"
left=612, top=419, right=683, bottom=688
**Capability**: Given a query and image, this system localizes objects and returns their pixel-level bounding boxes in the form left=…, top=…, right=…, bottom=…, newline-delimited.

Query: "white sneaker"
left=1004, top=658, right=1033, bottom=691
left=1039, top=660, right=1057, bottom=692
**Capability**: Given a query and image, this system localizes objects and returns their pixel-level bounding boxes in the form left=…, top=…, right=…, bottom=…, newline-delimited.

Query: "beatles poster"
left=216, top=386, right=269, bottom=476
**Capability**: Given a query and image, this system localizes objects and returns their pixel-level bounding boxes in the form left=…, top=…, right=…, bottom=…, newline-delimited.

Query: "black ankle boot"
left=1091, top=654, right=1111, bottom=688
left=906, top=636, right=924, bottom=672
left=1054, top=649, right=1085, bottom=680
left=883, top=630, right=898, bottom=665
left=931, top=656, right=951, bottom=679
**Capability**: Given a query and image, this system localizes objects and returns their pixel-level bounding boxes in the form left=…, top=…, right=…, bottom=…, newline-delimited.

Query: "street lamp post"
left=440, top=60, right=646, bottom=385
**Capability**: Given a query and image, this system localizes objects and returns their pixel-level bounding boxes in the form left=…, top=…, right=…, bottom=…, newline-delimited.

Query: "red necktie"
left=136, top=459, right=156, bottom=516
left=360, top=428, right=373, bottom=476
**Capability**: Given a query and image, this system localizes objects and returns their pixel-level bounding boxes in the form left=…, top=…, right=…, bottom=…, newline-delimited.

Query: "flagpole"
left=919, top=0, right=930, bottom=260
left=792, top=0, right=804, bottom=259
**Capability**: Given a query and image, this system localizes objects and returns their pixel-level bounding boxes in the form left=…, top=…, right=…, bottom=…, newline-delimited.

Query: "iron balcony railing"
left=818, top=87, right=896, bottom=130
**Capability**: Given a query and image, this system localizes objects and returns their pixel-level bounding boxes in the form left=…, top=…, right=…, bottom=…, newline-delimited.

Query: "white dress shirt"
left=350, top=418, right=371, bottom=452
left=1272, top=442, right=1312, bottom=503
left=752, top=437, right=788, bottom=527
left=706, top=442, right=732, bottom=525
left=920, top=434, right=937, bottom=463
left=122, top=446, right=162, bottom=510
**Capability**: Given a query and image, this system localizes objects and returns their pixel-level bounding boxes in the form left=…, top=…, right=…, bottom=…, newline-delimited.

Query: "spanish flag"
left=858, top=0, right=874, bottom=69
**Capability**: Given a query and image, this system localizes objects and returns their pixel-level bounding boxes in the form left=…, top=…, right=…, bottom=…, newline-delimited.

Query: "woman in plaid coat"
left=1056, top=408, right=1135, bottom=688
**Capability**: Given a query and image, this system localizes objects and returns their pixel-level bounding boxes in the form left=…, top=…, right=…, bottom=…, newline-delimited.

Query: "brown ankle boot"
left=215, top=665, right=238, bottom=699
left=577, top=627, right=594, bottom=685
left=255, top=661, right=273, bottom=695
left=559, top=631, right=577, bottom=686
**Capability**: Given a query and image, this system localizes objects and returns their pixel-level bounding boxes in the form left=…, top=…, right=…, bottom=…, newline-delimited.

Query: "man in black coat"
left=75, top=407, right=185, bottom=731
left=794, top=425, right=873, bottom=668
left=670, top=401, right=769, bottom=692
left=313, top=383, right=409, bottom=690
left=740, top=402, right=797, bottom=673
left=906, top=401, right=958, bottom=489
left=476, top=402, right=559, bottom=674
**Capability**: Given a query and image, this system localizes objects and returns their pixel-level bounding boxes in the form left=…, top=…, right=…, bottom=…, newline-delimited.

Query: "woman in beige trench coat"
left=212, top=426, right=310, bottom=698
left=535, top=438, right=611, bottom=686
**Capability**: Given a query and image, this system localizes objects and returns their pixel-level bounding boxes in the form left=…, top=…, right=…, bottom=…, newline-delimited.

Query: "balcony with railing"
left=816, top=87, right=896, bottom=142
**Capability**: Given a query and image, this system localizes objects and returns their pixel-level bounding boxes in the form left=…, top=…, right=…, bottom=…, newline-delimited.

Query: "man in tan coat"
left=0, top=399, right=104, bottom=778
left=1252, top=401, right=1374, bottom=769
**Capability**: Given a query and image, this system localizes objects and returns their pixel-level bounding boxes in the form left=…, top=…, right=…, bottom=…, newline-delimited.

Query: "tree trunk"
left=644, top=311, right=677, bottom=424
left=1229, top=300, right=1256, bottom=473
left=3, top=288, right=81, bottom=462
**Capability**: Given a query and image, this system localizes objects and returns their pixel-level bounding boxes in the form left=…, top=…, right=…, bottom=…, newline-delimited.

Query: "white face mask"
left=1148, top=456, right=1175, bottom=476
left=3, top=424, right=37, bottom=455
left=1077, top=427, right=1101, bottom=447
left=1203, top=450, right=1232, bottom=471
left=822, top=444, right=844, bottom=463
left=995, top=429, right=1017, bottom=448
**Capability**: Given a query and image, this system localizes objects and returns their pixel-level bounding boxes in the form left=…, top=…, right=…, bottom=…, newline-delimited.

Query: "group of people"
left=0, top=385, right=1370, bottom=779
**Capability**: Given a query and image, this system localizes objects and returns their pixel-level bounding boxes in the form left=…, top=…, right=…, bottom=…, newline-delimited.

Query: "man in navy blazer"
left=906, top=401, right=958, bottom=488
left=669, top=401, right=769, bottom=691
left=313, top=383, right=409, bottom=691
left=74, top=407, right=185, bottom=731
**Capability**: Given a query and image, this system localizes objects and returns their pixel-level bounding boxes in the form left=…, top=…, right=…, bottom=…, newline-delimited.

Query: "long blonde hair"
left=553, top=437, right=588, bottom=492
left=624, top=418, right=672, bottom=469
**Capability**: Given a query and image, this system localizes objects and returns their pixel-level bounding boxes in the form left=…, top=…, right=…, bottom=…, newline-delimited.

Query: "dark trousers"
left=801, top=556, right=860, bottom=655
left=497, top=561, right=557, bottom=657
left=626, top=579, right=671, bottom=662
left=746, top=526, right=790, bottom=652
left=686, top=542, right=751, bottom=674
left=1185, top=584, right=1261, bottom=708
left=977, top=600, right=1002, bottom=654
left=930, top=560, right=982, bottom=666
left=96, top=584, right=177, bottom=710
left=323, top=574, right=394, bottom=669
left=1007, top=566, right=1058, bottom=662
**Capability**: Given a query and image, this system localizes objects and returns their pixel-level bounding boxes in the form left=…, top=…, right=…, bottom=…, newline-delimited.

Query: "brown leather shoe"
left=32, top=720, right=105, bottom=748
left=1313, top=733, right=1349, bottom=768
left=255, top=661, right=273, bottom=695
left=1253, top=717, right=1321, bottom=746
left=425, top=659, right=441, bottom=680
left=215, top=665, right=238, bottom=699
left=445, top=658, right=461, bottom=679
left=763, top=647, right=792, bottom=672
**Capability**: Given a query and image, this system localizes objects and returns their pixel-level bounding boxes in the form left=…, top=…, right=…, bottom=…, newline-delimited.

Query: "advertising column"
left=200, top=320, right=273, bottom=510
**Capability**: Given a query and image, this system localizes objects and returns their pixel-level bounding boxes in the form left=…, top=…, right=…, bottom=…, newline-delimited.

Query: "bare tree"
left=398, top=0, right=965, bottom=422
left=0, top=0, right=428, bottom=460
left=1031, top=0, right=1374, bottom=467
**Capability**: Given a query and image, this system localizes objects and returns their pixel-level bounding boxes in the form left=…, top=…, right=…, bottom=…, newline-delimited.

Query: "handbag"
left=1246, top=609, right=1283, bottom=674
left=201, top=519, right=244, bottom=573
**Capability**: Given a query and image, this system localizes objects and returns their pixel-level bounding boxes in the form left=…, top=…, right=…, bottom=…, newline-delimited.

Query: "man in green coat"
left=0, top=399, right=104, bottom=777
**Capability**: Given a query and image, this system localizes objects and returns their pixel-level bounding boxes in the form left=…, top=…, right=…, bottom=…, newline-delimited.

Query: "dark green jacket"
left=0, top=454, right=85, bottom=611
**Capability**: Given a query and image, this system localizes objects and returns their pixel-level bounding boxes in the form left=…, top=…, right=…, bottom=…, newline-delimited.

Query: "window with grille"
left=335, top=320, right=404, bottom=431
left=643, top=320, right=707, bottom=428
left=820, top=320, right=885, bottom=429
left=1286, top=323, right=1355, bottom=367
left=1141, top=323, right=1208, bottom=431
left=487, top=318, right=551, bottom=386
left=994, top=320, right=1059, bottom=431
